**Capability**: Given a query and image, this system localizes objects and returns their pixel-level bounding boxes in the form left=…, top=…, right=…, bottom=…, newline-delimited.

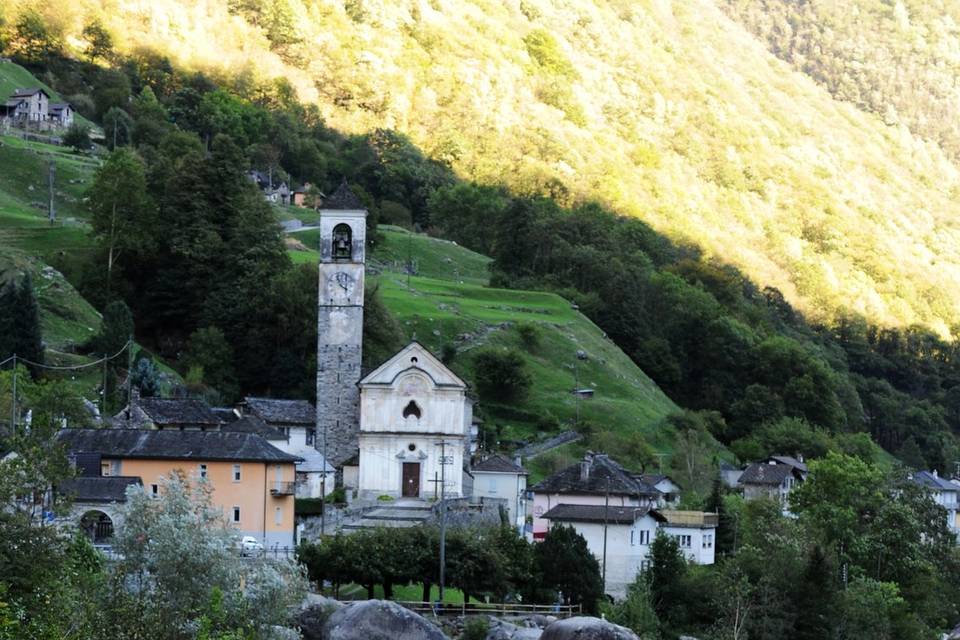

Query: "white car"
left=240, top=536, right=264, bottom=556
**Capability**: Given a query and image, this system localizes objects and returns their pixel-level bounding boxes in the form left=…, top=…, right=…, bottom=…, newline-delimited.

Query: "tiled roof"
left=472, top=453, right=527, bottom=474
left=659, top=510, right=719, bottom=528
left=531, top=454, right=661, bottom=497
left=11, top=88, right=47, bottom=97
left=137, top=397, right=222, bottom=426
left=912, top=471, right=959, bottom=492
left=768, top=455, right=808, bottom=473
left=48, top=102, right=69, bottom=111
left=222, top=415, right=286, bottom=440
left=57, top=428, right=301, bottom=463
left=211, top=407, right=239, bottom=423
left=244, top=397, right=315, bottom=426
left=322, top=179, right=364, bottom=210
left=58, top=476, right=141, bottom=503
left=738, top=462, right=796, bottom=486
left=542, top=504, right=665, bottom=525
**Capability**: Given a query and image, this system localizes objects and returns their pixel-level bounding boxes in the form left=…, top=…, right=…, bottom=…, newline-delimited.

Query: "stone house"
left=471, top=453, right=528, bottom=532
left=247, top=169, right=291, bottom=205
left=57, top=428, right=301, bottom=548
left=637, top=473, right=682, bottom=505
left=47, top=102, right=73, bottom=127
left=530, top=453, right=663, bottom=540
left=112, top=395, right=222, bottom=431
left=3, top=88, right=49, bottom=122
left=738, top=455, right=808, bottom=516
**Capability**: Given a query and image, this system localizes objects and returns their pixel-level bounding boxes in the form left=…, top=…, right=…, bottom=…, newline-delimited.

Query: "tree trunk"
left=422, top=581, right=432, bottom=603
left=366, top=584, right=375, bottom=599
left=384, top=581, right=393, bottom=600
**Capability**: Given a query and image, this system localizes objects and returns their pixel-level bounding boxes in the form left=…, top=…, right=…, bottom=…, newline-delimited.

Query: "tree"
left=90, top=300, right=133, bottom=356
left=9, top=10, right=61, bottom=64
left=605, top=572, right=660, bottom=638
left=793, top=545, right=836, bottom=640
left=87, top=149, right=156, bottom=294
left=102, top=107, right=134, bottom=150
left=534, top=525, right=602, bottom=613
left=131, top=357, right=160, bottom=396
left=110, top=474, right=304, bottom=638
left=81, top=19, right=113, bottom=62
left=0, top=276, right=44, bottom=366
left=63, top=122, right=91, bottom=152
left=472, top=349, right=532, bottom=404
left=704, top=475, right=736, bottom=556
left=647, top=532, right=687, bottom=621
left=183, top=327, right=239, bottom=402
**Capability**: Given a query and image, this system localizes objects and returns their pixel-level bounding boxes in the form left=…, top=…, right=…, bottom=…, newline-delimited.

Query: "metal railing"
left=380, top=601, right=582, bottom=618
left=271, top=481, right=296, bottom=496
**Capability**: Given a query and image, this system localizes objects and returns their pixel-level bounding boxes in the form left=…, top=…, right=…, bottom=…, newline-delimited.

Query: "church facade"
left=315, top=183, right=471, bottom=500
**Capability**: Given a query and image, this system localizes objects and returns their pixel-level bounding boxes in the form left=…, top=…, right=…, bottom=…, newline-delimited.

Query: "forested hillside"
left=7, top=0, right=960, bottom=334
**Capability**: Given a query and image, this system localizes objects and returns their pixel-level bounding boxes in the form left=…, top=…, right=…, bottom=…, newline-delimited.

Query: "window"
left=199, top=464, right=208, bottom=479
left=639, top=530, right=651, bottom=545
left=673, top=534, right=691, bottom=548
left=703, top=534, right=713, bottom=549
left=233, top=464, right=241, bottom=482
left=640, top=560, right=651, bottom=572
left=151, top=484, right=159, bottom=497
left=630, top=530, right=635, bottom=546
left=332, top=224, right=352, bottom=260
left=275, top=506, right=282, bottom=525
left=306, top=429, right=315, bottom=446
left=402, top=400, right=422, bottom=420
left=101, top=462, right=111, bottom=477
left=232, top=506, right=241, bottom=523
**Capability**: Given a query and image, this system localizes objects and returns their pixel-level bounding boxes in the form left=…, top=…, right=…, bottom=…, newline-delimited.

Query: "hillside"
left=0, top=60, right=95, bottom=128
left=16, top=0, right=960, bottom=335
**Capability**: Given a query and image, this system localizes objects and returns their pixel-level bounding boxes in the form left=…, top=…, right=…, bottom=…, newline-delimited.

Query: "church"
left=315, top=181, right=471, bottom=500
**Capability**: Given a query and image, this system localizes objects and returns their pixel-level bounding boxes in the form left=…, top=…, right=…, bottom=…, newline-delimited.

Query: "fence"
left=377, top=601, right=582, bottom=618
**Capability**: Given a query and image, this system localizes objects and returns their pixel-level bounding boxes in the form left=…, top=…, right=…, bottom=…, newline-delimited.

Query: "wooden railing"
left=346, top=600, right=582, bottom=618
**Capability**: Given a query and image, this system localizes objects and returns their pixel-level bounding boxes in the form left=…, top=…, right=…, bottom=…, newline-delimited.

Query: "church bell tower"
left=316, top=180, right=366, bottom=467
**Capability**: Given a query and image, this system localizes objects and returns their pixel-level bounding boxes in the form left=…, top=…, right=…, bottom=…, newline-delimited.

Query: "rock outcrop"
left=322, top=599, right=448, bottom=640
left=539, top=617, right=639, bottom=640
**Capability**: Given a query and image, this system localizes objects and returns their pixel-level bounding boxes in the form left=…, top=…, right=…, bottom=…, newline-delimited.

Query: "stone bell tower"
left=316, top=180, right=367, bottom=468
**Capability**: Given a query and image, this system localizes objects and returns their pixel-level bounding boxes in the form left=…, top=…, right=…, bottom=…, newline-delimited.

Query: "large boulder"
left=539, top=617, right=639, bottom=640
left=485, top=617, right=543, bottom=640
left=296, top=594, right=344, bottom=640
left=323, top=599, right=449, bottom=640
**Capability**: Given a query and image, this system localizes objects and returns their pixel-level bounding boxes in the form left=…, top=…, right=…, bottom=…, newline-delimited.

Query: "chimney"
left=514, top=454, right=522, bottom=468
left=126, top=386, right=140, bottom=420
left=797, top=453, right=804, bottom=463
left=580, top=453, right=593, bottom=481
left=933, top=469, right=939, bottom=478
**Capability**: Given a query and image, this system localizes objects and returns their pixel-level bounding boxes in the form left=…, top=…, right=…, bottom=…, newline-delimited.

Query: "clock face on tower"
left=326, top=271, right=356, bottom=304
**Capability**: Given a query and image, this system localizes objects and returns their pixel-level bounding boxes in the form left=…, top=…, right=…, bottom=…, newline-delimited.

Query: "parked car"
left=240, top=536, right=263, bottom=556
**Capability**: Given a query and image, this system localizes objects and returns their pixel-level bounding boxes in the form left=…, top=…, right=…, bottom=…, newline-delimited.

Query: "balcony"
left=270, top=482, right=296, bottom=496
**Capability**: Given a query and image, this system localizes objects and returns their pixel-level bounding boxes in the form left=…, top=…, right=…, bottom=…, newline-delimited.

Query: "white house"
left=659, top=510, right=718, bottom=565
left=356, top=342, right=471, bottom=500
left=530, top=453, right=663, bottom=540
left=911, top=470, right=959, bottom=539
left=638, top=474, right=682, bottom=506
left=471, top=453, right=528, bottom=531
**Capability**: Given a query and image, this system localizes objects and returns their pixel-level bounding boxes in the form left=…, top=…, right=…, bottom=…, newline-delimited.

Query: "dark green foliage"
left=516, top=323, right=541, bottom=352
left=182, top=326, right=239, bottom=402
left=462, top=617, right=490, bottom=640
left=534, top=525, right=603, bottom=613
left=103, top=107, right=134, bottom=149
left=63, top=122, right=91, bottom=152
left=8, top=10, right=61, bottom=64
left=131, top=356, right=159, bottom=396
left=472, top=349, right=532, bottom=404
left=90, top=300, right=133, bottom=356
left=81, top=19, right=113, bottom=62
left=362, top=284, right=404, bottom=370
left=647, top=532, right=687, bottom=621
left=0, top=276, right=43, bottom=365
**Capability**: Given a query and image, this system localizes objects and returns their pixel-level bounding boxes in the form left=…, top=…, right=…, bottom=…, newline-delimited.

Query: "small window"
left=306, top=429, right=315, bottom=446
left=630, top=530, right=635, bottom=546
left=151, top=484, right=159, bottom=497
left=199, top=464, right=208, bottom=479
left=233, top=464, right=241, bottom=482
left=232, top=506, right=241, bottom=523
left=402, top=401, right=422, bottom=419
left=101, top=462, right=111, bottom=477
left=275, top=506, right=282, bottom=525
left=408, top=443, right=417, bottom=452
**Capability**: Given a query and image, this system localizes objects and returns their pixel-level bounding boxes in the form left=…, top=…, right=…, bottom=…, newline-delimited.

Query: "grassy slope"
left=37, top=0, right=960, bottom=335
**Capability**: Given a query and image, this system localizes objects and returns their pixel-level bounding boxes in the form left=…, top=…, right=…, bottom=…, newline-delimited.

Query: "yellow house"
left=57, top=428, right=301, bottom=548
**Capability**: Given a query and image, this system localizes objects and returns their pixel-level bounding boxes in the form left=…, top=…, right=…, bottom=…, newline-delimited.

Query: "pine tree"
left=793, top=545, right=837, bottom=640
left=12, top=275, right=43, bottom=366
left=704, top=474, right=736, bottom=556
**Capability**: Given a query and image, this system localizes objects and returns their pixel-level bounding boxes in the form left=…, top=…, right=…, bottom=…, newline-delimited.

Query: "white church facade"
left=357, top=343, right=471, bottom=499
left=315, top=182, right=472, bottom=501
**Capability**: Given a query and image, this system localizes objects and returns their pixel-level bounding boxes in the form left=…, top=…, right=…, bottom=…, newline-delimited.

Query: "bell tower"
left=316, top=180, right=367, bottom=468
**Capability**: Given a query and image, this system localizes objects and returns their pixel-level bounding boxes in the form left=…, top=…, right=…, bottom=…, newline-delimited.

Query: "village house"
left=56, top=428, right=301, bottom=548
left=910, top=470, right=959, bottom=539
left=47, top=102, right=74, bottom=127
left=470, top=453, right=528, bottom=532
left=3, top=87, right=49, bottom=122
left=541, top=504, right=717, bottom=598
left=247, top=169, right=291, bottom=205
left=235, top=397, right=334, bottom=499
left=638, top=473, right=682, bottom=506
left=530, top=453, right=664, bottom=540
left=738, top=454, right=808, bottom=516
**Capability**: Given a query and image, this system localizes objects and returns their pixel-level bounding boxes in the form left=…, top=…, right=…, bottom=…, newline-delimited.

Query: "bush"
left=472, top=349, right=532, bottom=404
left=462, top=617, right=490, bottom=640
left=516, top=323, right=541, bottom=352
left=63, top=122, right=91, bottom=152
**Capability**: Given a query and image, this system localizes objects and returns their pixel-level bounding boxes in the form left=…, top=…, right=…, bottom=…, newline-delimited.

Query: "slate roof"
left=137, top=397, right=222, bottom=427
left=768, top=455, right=808, bottom=474
left=48, top=102, right=70, bottom=112
left=911, top=471, right=959, bottom=493
left=659, top=510, right=719, bottom=528
left=11, top=88, right=48, bottom=97
left=542, top=504, right=666, bottom=525
left=738, top=462, right=796, bottom=486
left=57, top=428, right=302, bottom=463
left=59, top=476, right=141, bottom=503
left=244, top=397, right=315, bottom=426
left=222, top=415, right=286, bottom=441
left=211, top=407, right=239, bottom=423
left=531, top=454, right=661, bottom=497
left=322, top=179, right=365, bottom=210
left=472, top=453, right=527, bottom=474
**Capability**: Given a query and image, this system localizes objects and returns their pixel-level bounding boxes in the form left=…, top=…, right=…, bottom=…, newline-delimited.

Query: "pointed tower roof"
left=322, top=179, right=365, bottom=211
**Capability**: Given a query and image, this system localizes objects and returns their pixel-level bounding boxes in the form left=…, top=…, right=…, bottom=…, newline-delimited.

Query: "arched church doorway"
left=80, top=510, right=115, bottom=544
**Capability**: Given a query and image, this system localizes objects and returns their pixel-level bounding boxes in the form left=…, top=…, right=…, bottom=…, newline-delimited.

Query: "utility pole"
left=101, top=353, right=108, bottom=416
left=574, top=358, right=580, bottom=426
left=406, top=231, right=412, bottom=289
left=437, top=439, right=451, bottom=603
left=602, top=477, right=609, bottom=594
left=10, top=354, right=17, bottom=434
left=47, top=159, right=55, bottom=224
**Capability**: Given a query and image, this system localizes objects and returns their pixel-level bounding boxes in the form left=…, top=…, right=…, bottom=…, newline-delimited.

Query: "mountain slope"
left=20, top=0, right=960, bottom=335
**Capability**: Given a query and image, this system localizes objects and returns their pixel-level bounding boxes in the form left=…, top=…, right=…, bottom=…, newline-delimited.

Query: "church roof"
left=322, top=179, right=365, bottom=210
left=359, top=341, right=467, bottom=389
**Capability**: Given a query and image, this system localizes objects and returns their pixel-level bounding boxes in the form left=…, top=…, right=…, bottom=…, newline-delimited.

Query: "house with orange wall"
left=57, top=429, right=301, bottom=548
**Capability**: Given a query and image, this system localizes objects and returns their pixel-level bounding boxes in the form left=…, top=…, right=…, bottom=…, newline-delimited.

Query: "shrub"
left=472, top=349, right=532, bottom=404
left=462, top=617, right=490, bottom=640
left=516, top=323, right=541, bottom=352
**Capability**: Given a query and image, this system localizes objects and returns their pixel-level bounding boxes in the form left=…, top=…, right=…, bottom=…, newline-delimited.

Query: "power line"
left=1, top=340, right=134, bottom=372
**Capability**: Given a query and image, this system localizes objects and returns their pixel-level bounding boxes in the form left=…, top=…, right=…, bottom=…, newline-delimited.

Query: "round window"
left=408, top=443, right=416, bottom=452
